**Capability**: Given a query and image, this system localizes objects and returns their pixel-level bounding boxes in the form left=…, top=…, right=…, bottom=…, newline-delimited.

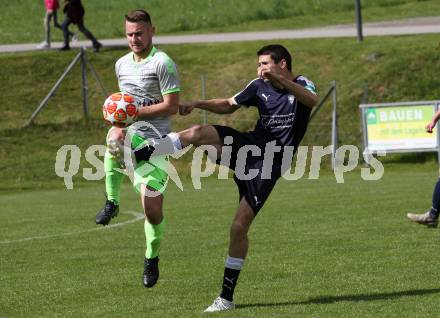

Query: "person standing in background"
left=60, top=0, right=102, bottom=52
left=37, top=0, right=76, bottom=49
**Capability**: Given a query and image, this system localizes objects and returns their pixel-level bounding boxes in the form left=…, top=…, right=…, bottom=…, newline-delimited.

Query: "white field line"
left=0, top=211, right=144, bottom=245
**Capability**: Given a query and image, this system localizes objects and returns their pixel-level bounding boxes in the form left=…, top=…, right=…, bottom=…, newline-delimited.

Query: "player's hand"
left=108, top=126, right=125, bottom=142
left=261, top=69, right=282, bottom=85
left=259, top=69, right=271, bottom=81
left=179, top=102, right=195, bottom=116
left=107, top=127, right=126, bottom=156
left=426, top=121, right=436, bottom=133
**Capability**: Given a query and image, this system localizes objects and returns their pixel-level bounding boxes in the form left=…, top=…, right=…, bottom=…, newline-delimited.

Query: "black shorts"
left=212, top=125, right=283, bottom=214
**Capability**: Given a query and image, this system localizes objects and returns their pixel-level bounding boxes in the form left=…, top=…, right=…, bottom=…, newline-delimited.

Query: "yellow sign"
left=365, top=105, right=437, bottom=151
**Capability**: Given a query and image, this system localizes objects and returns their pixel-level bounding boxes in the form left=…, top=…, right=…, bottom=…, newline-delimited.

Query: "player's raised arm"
left=262, top=70, right=319, bottom=108
left=179, top=98, right=240, bottom=115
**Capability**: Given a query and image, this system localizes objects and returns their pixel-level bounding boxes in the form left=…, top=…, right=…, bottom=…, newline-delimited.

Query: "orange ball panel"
left=106, top=102, right=117, bottom=114
left=123, top=94, right=135, bottom=103
left=114, top=108, right=127, bottom=122
left=110, top=93, right=122, bottom=101
left=126, top=104, right=138, bottom=116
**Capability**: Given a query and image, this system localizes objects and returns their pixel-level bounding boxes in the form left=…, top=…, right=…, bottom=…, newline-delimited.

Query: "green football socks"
left=104, top=151, right=124, bottom=205
left=144, top=218, right=165, bottom=259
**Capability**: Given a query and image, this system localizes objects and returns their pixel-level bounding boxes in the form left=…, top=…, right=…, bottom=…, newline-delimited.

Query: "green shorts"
left=130, top=133, right=169, bottom=194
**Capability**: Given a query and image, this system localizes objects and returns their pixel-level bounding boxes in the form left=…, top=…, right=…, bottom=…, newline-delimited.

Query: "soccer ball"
left=102, top=92, right=140, bottom=127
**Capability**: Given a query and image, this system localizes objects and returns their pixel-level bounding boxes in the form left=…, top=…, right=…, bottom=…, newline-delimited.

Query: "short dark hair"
left=125, top=10, right=152, bottom=24
left=257, top=44, right=292, bottom=71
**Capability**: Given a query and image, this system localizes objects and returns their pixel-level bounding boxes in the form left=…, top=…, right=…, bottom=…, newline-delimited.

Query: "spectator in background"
left=60, top=0, right=102, bottom=52
left=37, top=0, right=76, bottom=49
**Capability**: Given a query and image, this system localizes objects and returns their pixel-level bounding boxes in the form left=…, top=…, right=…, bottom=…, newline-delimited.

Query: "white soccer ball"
left=102, top=92, right=140, bottom=128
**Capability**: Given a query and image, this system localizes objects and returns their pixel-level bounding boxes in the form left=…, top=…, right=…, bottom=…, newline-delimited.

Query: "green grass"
left=2, top=2, right=440, bottom=315
left=1, top=0, right=440, bottom=44
left=1, top=165, right=440, bottom=317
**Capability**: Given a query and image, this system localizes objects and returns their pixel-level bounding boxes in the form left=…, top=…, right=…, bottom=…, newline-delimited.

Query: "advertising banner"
left=360, top=102, right=440, bottom=155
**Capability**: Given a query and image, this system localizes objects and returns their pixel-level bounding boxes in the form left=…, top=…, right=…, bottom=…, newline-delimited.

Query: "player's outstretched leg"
left=134, top=132, right=181, bottom=162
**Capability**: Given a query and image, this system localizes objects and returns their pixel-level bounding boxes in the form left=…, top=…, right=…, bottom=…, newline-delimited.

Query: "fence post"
left=331, top=80, right=338, bottom=169
left=436, top=102, right=440, bottom=169
left=201, top=74, right=207, bottom=125
left=84, top=51, right=108, bottom=98
left=23, top=51, right=82, bottom=127
left=80, top=48, right=89, bottom=119
left=355, top=0, right=363, bottom=41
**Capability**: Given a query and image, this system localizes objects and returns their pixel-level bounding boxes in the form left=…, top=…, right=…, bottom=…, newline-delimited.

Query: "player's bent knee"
left=143, top=207, right=163, bottom=225
left=145, top=215, right=161, bottom=225
left=186, top=125, right=204, bottom=144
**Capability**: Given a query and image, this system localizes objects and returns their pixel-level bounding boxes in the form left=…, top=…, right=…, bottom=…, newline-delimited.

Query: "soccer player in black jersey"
left=134, top=44, right=318, bottom=311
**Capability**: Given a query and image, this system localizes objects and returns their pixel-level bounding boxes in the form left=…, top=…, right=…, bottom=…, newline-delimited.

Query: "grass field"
left=2, top=0, right=440, bottom=44
left=1, top=164, right=440, bottom=317
left=2, top=3, right=440, bottom=315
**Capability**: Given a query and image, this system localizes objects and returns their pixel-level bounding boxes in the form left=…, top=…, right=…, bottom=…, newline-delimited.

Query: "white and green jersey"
left=115, top=46, right=181, bottom=138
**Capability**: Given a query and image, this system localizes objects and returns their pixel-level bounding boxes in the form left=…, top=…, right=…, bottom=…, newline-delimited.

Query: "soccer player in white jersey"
left=95, top=10, right=180, bottom=288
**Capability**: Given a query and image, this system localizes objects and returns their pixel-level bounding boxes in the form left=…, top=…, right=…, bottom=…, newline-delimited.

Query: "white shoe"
left=407, top=211, right=438, bottom=228
left=71, top=33, right=79, bottom=42
left=204, top=296, right=235, bottom=313
left=37, top=42, right=50, bottom=49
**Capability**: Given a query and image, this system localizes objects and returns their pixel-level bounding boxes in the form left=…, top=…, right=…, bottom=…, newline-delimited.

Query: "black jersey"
left=232, top=76, right=316, bottom=148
